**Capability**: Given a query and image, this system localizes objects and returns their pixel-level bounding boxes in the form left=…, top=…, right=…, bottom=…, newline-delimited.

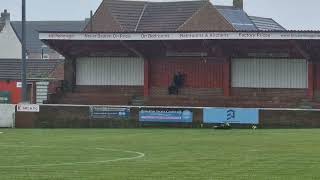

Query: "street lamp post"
left=21, top=0, right=27, bottom=103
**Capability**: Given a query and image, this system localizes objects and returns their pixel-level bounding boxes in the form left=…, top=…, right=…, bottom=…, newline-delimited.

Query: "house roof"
left=0, top=59, right=64, bottom=80
left=85, top=0, right=285, bottom=32
left=11, top=21, right=86, bottom=53
left=249, top=16, right=285, bottom=31
left=89, top=0, right=208, bottom=32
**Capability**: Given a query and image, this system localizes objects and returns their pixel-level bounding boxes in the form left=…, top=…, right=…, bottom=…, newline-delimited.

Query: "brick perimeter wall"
left=16, top=106, right=90, bottom=128
left=14, top=105, right=320, bottom=129
left=260, top=110, right=320, bottom=128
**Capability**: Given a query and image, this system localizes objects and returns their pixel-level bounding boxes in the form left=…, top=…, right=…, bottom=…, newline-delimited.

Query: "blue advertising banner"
left=204, top=108, right=259, bottom=124
left=90, top=107, right=130, bottom=119
left=139, top=109, right=193, bottom=123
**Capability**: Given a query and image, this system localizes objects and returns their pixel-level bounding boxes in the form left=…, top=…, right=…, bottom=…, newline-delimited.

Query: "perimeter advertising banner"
left=203, top=108, right=259, bottom=125
left=139, top=109, right=193, bottom=123
left=89, top=106, right=130, bottom=119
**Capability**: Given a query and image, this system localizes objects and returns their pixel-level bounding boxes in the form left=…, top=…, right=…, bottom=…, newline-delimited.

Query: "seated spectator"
left=168, top=72, right=185, bottom=95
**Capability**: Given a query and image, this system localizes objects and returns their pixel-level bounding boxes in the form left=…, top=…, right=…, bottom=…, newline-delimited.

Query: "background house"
left=0, top=10, right=21, bottom=59
left=0, top=58, right=64, bottom=104
left=0, top=9, right=86, bottom=104
left=11, top=21, right=86, bottom=59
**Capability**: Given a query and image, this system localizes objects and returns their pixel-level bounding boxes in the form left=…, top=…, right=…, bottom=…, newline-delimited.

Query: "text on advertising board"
left=17, top=104, right=40, bottom=112
left=40, top=32, right=320, bottom=41
left=203, top=108, right=259, bottom=124
left=139, top=109, right=193, bottom=123
left=89, top=107, right=130, bottom=119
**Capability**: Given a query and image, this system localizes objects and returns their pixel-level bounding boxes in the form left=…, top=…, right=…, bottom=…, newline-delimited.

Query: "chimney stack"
left=1, top=9, right=10, bottom=22
left=233, top=0, right=243, bottom=10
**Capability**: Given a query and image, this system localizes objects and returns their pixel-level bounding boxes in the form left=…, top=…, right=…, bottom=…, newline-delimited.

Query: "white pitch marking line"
left=0, top=132, right=3, bottom=134
left=0, top=145, right=145, bottom=168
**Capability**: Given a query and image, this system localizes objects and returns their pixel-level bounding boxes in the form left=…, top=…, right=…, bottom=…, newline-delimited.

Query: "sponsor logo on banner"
left=17, top=104, right=40, bottom=112
left=89, top=106, right=130, bottom=119
left=139, top=109, right=193, bottom=123
left=203, top=108, right=259, bottom=124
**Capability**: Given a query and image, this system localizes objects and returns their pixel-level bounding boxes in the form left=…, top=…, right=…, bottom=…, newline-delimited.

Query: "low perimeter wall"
left=13, top=105, right=320, bottom=128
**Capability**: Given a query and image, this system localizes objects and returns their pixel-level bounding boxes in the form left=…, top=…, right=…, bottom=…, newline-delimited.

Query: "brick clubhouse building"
left=41, top=0, right=320, bottom=108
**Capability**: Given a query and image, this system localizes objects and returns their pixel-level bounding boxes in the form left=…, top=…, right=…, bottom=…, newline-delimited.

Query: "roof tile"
left=0, top=59, right=64, bottom=80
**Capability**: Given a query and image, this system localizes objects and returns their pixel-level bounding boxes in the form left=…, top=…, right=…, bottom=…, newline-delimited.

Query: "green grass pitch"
left=0, top=129, right=319, bottom=180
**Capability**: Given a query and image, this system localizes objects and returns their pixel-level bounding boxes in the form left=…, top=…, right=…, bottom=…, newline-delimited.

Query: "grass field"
left=0, top=129, right=320, bottom=180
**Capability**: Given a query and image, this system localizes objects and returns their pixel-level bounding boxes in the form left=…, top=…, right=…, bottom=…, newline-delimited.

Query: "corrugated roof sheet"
left=11, top=21, right=86, bottom=53
left=216, top=6, right=257, bottom=31
left=0, top=59, right=63, bottom=80
left=249, top=16, right=285, bottom=31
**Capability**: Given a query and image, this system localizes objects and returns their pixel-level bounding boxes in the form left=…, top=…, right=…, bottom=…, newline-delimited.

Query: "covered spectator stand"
left=40, top=31, right=320, bottom=108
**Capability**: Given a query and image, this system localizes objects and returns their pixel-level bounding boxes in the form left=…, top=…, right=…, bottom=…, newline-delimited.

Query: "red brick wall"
left=48, top=81, right=63, bottom=94
left=178, top=2, right=235, bottom=31
left=150, top=58, right=225, bottom=88
left=49, top=63, right=64, bottom=81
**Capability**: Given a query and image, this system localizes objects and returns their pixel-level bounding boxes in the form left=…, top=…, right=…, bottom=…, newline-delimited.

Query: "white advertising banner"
left=39, top=31, right=320, bottom=41
left=17, top=104, right=40, bottom=112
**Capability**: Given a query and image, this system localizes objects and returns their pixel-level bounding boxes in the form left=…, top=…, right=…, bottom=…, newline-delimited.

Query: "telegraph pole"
left=21, top=0, right=27, bottom=102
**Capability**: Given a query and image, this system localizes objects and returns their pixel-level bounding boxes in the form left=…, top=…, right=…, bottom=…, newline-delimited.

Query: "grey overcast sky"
left=1, top=0, right=320, bottom=30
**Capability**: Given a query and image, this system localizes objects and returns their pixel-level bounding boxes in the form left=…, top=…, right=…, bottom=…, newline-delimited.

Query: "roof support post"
left=120, top=41, right=150, bottom=97
left=223, top=57, right=231, bottom=97
left=308, top=61, right=314, bottom=99
left=144, top=58, right=150, bottom=97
